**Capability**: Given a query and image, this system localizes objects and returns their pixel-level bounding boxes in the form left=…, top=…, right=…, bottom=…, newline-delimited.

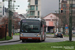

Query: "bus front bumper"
left=20, top=37, right=40, bottom=40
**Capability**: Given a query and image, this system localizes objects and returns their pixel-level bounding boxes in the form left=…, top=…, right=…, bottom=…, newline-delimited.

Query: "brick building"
left=61, top=0, right=75, bottom=28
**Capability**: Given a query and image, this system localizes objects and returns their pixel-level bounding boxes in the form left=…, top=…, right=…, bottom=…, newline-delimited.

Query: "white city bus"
left=20, top=18, right=46, bottom=42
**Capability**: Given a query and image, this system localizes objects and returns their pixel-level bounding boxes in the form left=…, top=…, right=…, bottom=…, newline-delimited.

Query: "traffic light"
left=61, top=8, right=63, bottom=13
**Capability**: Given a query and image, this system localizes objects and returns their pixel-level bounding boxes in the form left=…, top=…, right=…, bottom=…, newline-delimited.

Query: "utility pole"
left=69, top=0, right=73, bottom=41
left=8, top=0, right=12, bottom=37
left=59, top=0, right=60, bottom=14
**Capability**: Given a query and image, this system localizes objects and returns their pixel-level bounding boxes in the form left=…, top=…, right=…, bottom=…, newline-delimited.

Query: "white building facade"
left=43, top=13, right=59, bottom=33
left=27, top=0, right=41, bottom=18
left=0, top=2, right=4, bottom=17
left=27, top=0, right=62, bottom=18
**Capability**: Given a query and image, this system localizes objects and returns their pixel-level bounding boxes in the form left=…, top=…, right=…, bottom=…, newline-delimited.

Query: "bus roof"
left=21, top=18, right=45, bottom=23
left=26, top=18, right=41, bottom=21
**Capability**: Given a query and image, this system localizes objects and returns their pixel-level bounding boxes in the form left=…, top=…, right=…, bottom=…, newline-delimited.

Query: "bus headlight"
left=37, top=34, right=40, bottom=36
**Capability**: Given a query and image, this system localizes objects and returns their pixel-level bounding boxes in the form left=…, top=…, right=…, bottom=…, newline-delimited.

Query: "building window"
left=72, top=9, right=75, bottom=13
left=35, top=0, right=38, bottom=5
left=63, top=4, right=66, bottom=8
left=38, top=11, right=39, bottom=15
left=70, top=4, right=75, bottom=7
left=36, top=6, right=38, bottom=10
left=30, top=11, right=35, bottom=16
left=30, top=6, right=35, bottom=10
left=35, top=16, right=36, bottom=18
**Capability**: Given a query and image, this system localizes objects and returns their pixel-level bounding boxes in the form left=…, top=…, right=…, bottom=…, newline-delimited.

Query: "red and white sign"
left=65, top=24, right=68, bottom=27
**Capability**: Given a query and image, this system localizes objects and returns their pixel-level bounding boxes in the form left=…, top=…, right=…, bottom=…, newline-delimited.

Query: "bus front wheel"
left=22, top=40, right=25, bottom=42
left=42, top=39, right=45, bottom=41
left=42, top=38, right=45, bottom=41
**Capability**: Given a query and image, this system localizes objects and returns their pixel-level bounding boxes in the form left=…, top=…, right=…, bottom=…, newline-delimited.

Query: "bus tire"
left=42, top=38, right=45, bottom=41
left=42, top=36, right=45, bottom=41
left=42, top=39, right=45, bottom=41
left=38, top=40, right=42, bottom=42
left=42, top=40, right=44, bottom=41
left=22, top=40, right=24, bottom=42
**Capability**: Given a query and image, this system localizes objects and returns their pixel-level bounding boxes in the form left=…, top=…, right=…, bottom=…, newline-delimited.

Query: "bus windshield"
left=21, top=22, right=40, bottom=33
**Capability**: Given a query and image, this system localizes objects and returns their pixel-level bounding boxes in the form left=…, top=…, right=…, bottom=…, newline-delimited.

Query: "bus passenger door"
left=41, top=25, right=45, bottom=40
left=43, top=25, right=45, bottom=40
left=41, top=27, right=43, bottom=41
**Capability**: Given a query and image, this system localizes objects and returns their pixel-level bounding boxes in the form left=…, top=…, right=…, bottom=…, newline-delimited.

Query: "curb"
left=0, top=40, right=21, bottom=44
left=46, top=36, right=54, bottom=38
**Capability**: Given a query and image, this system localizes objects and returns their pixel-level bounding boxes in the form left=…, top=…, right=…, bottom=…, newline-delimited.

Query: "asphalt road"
left=0, top=35, right=75, bottom=46
left=0, top=38, right=65, bottom=46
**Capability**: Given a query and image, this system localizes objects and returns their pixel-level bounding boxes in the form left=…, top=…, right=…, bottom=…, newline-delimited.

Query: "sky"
left=0, top=0, right=61, bottom=15
left=0, top=0, right=28, bottom=14
left=14, top=0, right=28, bottom=14
left=41, top=0, right=60, bottom=17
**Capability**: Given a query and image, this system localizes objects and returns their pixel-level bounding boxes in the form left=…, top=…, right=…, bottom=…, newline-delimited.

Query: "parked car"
left=72, top=30, right=75, bottom=34
left=72, top=30, right=75, bottom=36
left=54, top=32, right=63, bottom=38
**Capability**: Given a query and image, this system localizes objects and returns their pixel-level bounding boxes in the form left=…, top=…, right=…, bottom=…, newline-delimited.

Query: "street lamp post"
left=59, top=0, right=61, bottom=31
left=59, top=0, right=60, bottom=14
left=69, top=0, right=73, bottom=41
left=8, top=0, right=12, bottom=37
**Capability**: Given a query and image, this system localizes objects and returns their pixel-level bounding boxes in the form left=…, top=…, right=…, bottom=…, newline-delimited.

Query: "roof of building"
left=43, top=13, right=60, bottom=19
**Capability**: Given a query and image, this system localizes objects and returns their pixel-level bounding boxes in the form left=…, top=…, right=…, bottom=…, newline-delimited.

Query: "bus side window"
left=44, top=25, right=46, bottom=32
left=41, top=23, right=42, bottom=27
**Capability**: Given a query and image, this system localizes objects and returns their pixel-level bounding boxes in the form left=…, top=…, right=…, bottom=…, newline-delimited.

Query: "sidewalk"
left=0, top=35, right=20, bottom=43
left=46, top=34, right=54, bottom=38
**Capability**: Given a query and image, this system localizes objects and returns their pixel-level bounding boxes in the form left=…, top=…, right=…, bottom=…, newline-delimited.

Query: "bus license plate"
left=28, top=38, right=32, bottom=39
